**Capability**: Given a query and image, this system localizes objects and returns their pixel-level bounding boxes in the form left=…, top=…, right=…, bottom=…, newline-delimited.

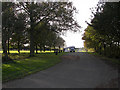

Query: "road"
left=3, top=52, right=119, bottom=88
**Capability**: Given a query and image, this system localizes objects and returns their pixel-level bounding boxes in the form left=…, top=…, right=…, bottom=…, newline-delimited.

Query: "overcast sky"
left=61, top=0, right=99, bottom=48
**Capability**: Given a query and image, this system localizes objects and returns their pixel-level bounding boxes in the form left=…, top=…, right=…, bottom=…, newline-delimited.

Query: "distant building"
left=64, top=46, right=75, bottom=52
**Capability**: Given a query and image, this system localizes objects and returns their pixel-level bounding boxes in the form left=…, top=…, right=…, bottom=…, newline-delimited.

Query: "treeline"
left=2, top=2, right=80, bottom=61
left=82, top=2, right=120, bottom=58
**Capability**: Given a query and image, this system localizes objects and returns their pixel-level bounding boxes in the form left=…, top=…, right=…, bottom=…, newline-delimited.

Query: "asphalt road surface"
left=3, top=52, right=119, bottom=88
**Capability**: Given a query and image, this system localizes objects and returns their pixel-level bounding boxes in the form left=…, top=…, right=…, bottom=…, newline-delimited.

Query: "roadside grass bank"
left=88, top=52, right=120, bottom=67
left=2, top=52, right=67, bottom=83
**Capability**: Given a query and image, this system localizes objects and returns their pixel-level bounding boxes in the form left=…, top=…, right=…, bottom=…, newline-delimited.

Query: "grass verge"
left=88, top=52, right=120, bottom=65
left=2, top=52, right=66, bottom=83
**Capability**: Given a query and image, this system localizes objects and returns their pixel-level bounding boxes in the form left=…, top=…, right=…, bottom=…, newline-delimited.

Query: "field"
left=0, top=50, right=54, bottom=54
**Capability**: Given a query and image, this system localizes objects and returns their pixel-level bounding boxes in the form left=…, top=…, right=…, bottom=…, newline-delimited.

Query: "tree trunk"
left=40, top=46, right=42, bottom=52
left=18, top=41, right=20, bottom=54
left=43, top=46, right=45, bottom=52
left=54, top=46, right=55, bottom=53
left=2, top=39, right=8, bottom=62
left=95, top=43, right=99, bottom=53
left=59, top=46, right=60, bottom=53
left=7, top=36, right=10, bottom=54
left=103, top=43, right=106, bottom=56
left=94, top=46, right=97, bottom=52
left=114, top=41, right=119, bottom=58
left=49, top=46, right=51, bottom=52
left=109, top=43, right=112, bottom=57
left=36, top=45, right=38, bottom=54
left=30, top=11, right=35, bottom=57
left=99, top=46, right=102, bottom=55
left=30, top=30, right=35, bottom=56
left=98, top=41, right=101, bottom=55
left=2, top=29, right=9, bottom=62
left=119, top=41, right=120, bottom=58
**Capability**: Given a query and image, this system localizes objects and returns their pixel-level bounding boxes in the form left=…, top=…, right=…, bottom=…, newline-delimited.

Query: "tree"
left=2, top=2, right=16, bottom=61
left=54, top=36, right=65, bottom=53
left=83, top=2, right=120, bottom=58
left=34, top=22, right=65, bottom=53
left=10, top=13, right=27, bottom=54
left=16, top=2, right=80, bottom=56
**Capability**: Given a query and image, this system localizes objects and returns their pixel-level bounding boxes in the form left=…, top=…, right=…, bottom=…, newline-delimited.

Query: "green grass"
left=88, top=52, right=120, bottom=65
left=2, top=52, right=66, bottom=83
left=8, top=53, right=29, bottom=60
